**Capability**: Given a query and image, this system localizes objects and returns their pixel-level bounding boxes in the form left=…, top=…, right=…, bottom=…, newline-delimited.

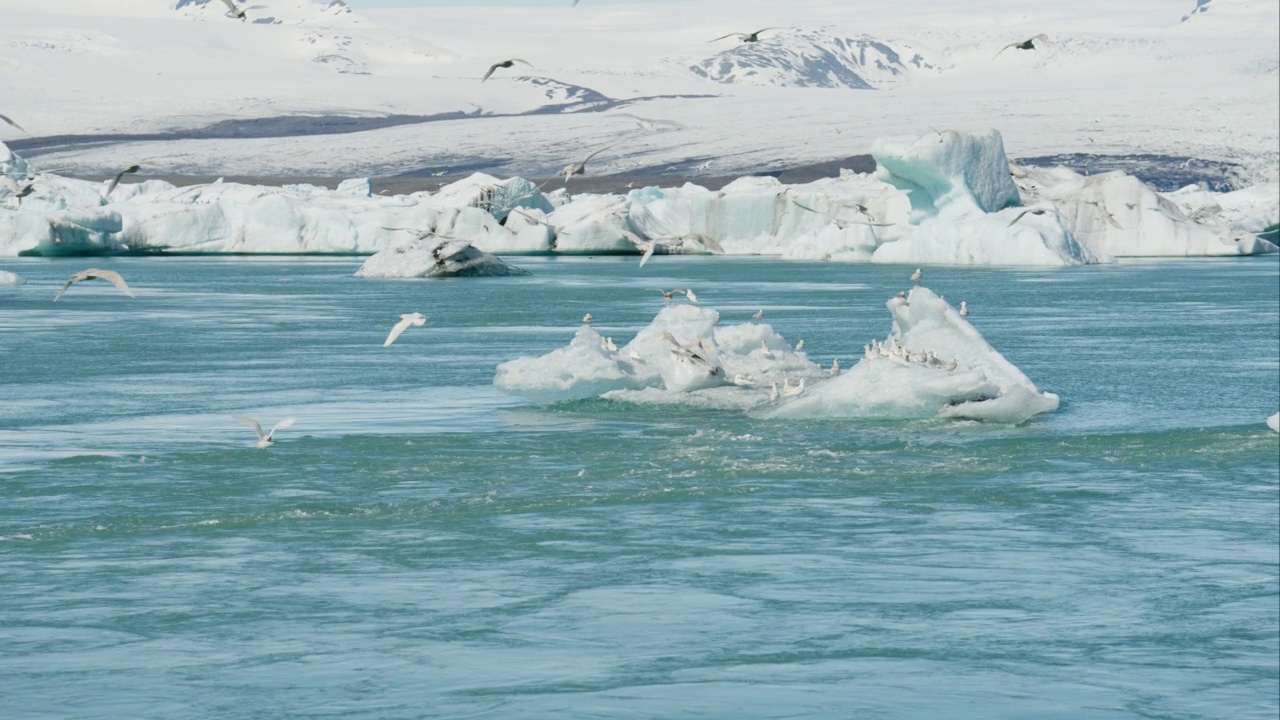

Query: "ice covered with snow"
left=494, top=287, right=1058, bottom=424
left=1, top=135, right=1274, bottom=262
left=1268, top=412, right=1280, bottom=433
left=354, top=235, right=527, bottom=278
left=0, top=270, right=24, bottom=285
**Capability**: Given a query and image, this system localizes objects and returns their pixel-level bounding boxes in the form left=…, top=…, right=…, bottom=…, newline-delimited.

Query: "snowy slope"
left=0, top=0, right=1275, bottom=185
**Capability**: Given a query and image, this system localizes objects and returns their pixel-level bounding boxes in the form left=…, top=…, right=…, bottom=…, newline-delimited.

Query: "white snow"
left=0, top=0, right=1274, bottom=185
left=354, top=235, right=527, bottom=278
left=0, top=270, right=24, bottom=285
left=493, top=286, right=1059, bottom=424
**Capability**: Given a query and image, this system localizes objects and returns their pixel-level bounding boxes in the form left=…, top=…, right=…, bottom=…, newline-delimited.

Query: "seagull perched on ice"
left=582, top=313, right=594, bottom=324
left=218, top=0, right=265, bottom=21
left=683, top=288, right=698, bottom=303
left=732, top=374, right=752, bottom=387
left=105, top=164, right=140, bottom=197
left=993, top=33, right=1050, bottom=59
left=0, top=113, right=27, bottom=134
left=384, top=312, right=427, bottom=347
left=235, top=416, right=295, bottom=449
left=795, top=339, right=805, bottom=351
left=910, top=268, right=922, bottom=282
left=54, top=268, right=134, bottom=302
left=959, top=301, right=969, bottom=317
left=830, top=358, right=841, bottom=376
left=782, top=378, right=806, bottom=397
left=709, top=28, right=781, bottom=43
left=601, top=337, right=618, bottom=352
left=481, top=59, right=534, bottom=82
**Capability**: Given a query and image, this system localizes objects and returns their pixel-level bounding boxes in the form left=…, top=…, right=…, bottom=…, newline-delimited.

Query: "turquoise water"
left=1, top=255, right=1277, bottom=718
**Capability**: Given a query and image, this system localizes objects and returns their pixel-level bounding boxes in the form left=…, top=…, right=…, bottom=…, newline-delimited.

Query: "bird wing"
left=218, top=0, right=240, bottom=13
left=992, top=42, right=1018, bottom=59
left=639, top=242, right=656, bottom=268
left=1007, top=209, right=1032, bottom=227
left=708, top=33, right=745, bottom=43
left=511, top=59, right=534, bottom=68
left=579, top=141, right=618, bottom=167
left=1031, top=33, right=1050, bottom=43
left=266, top=418, right=296, bottom=440
left=90, top=269, right=135, bottom=297
left=235, top=415, right=266, bottom=440
left=752, top=27, right=782, bottom=37
left=384, top=316, right=415, bottom=346
left=52, top=276, right=80, bottom=302
left=481, top=63, right=501, bottom=82
left=0, top=113, right=27, bottom=134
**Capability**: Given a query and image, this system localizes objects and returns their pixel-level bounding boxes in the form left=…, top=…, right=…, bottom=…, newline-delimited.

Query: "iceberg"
left=494, top=286, right=1058, bottom=424
left=354, top=235, right=528, bottom=278
left=0, top=269, right=24, bottom=285
left=1268, top=413, right=1279, bottom=433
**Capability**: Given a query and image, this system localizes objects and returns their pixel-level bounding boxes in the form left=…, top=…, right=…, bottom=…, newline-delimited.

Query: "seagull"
left=830, top=358, right=840, bottom=376
left=0, top=113, right=27, bottom=134
left=653, top=288, right=679, bottom=302
left=683, top=288, right=698, bottom=303
left=768, top=382, right=780, bottom=402
left=611, top=113, right=684, bottom=132
left=554, top=142, right=618, bottom=184
left=384, top=312, right=427, bottom=347
left=910, top=267, right=922, bottom=282
left=235, top=416, right=296, bottom=449
left=709, top=28, right=781, bottom=43
left=732, top=374, right=752, bottom=387
left=582, top=313, right=593, bottom=324
left=994, top=33, right=1050, bottom=59
left=752, top=308, right=764, bottom=320
left=795, top=339, right=805, bottom=351
left=482, top=59, right=534, bottom=82
left=54, top=268, right=134, bottom=302
left=696, top=160, right=714, bottom=171
left=105, top=164, right=140, bottom=197
left=601, top=337, right=618, bottom=352
left=1007, top=206, right=1057, bottom=227
left=218, top=0, right=265, bottom=21
left=782, top=378, right=806, bottom=397
left=758, top=341, right=773, bottom=359
left=959, top=301, right=969, bottom=317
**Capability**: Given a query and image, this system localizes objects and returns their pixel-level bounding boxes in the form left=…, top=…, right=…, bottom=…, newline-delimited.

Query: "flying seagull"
left=53, top=268, right=135, bottom=302
left=105, top=164, right=141, bottom=197
left=555, top=143, right=617, bottom=183
left=709, top=28, right=781, bottom=43
left=384, top=312, right=427, bottom=347
left=0, top=113, right=27, bottom=134
left=482, top=59, right=533, bottom=82
left=611, top=113, right=685, bottom=132
left=1007, top=206, right=1058, bottom=227
left=994, top=33, right=1049, bottom=59
left=235, top=416, right=296, bottom=449
left=219, top=0, right=265, bottom=20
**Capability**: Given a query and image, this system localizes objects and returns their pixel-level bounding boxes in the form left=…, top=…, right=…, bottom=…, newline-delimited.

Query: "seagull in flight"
left=53, top=268, right=134, bottom=302
left=554, top=143, right=617, bottom=183
left=709, top=28, right=781, bottom=43
left=235, top=416, right=296, bottom=449
left=0, top=113, right=27, bottom=134
left=219, top=0, right=265, bottom=21
left=482, top=59, right=534, bottom=82
left=105, top=164, right=140, bottom=197
left=611, top=113, right=684, bottom=132
left=994, top=33, right=1049, bottom=59
left=384, top=312, right=427, bottom=347
left=1007, top=206, right=1059, bottom=227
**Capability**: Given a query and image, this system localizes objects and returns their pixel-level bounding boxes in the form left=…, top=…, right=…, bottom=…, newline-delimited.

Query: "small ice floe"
left=1267, top=413, right=1279, bottom=433
left=354, top=235, right=527, bottom=278
left=493, top=285, right=1057, bottom=423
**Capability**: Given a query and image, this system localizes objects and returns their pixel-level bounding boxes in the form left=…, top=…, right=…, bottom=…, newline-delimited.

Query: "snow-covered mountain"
left=689, top=30, right=942, bottom=89
left=173, top=0, right=357, bottom=25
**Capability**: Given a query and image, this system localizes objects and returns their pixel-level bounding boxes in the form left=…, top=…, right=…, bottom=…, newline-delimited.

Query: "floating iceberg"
left=0, top=269, right=23, bottom=285
left=494, top=286, right=1058, bottom=424
left=1268, top=413, right=1279, bottom=433
left=1, top=136, right=1274, bottom=263
left=354, top=235, right=528, bottom=278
